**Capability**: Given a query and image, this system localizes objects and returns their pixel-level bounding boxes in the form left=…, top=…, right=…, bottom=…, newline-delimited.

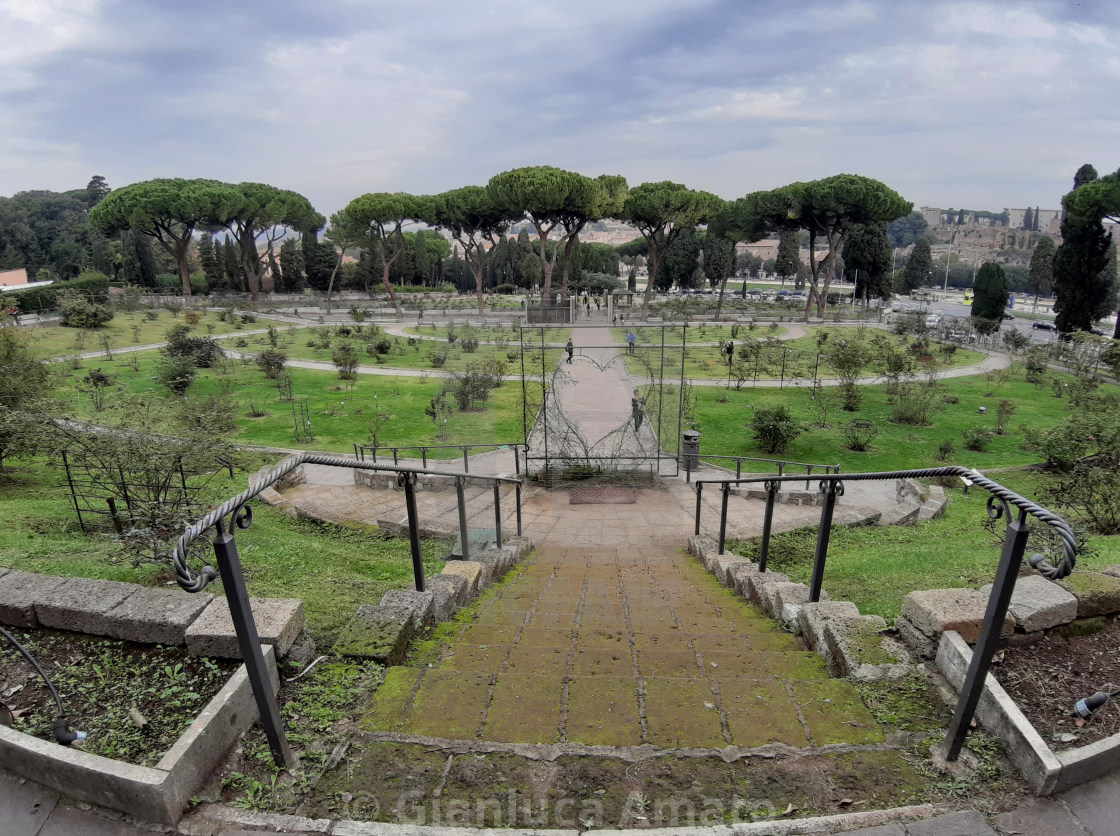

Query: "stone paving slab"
left=0, top=767, right=60, bottom=836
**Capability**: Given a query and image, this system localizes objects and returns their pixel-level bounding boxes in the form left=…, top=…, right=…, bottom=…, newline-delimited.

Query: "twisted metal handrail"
left=172, top=452, right=523, bottom=593
left=693, top=465, right=1076, bottom=578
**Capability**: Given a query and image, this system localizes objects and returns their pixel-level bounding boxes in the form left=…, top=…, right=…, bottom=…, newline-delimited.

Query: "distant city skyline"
left=2, top=1, right=1118, bottom=220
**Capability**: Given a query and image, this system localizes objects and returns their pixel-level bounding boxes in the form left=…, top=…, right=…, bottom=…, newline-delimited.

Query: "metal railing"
left=693, top=465, right=1077, bottom=763
left=171, top=452, right=523, bottom=769
left=688, top=453, right=840, bottom=486
left=353, top=442, right=526, bottom=476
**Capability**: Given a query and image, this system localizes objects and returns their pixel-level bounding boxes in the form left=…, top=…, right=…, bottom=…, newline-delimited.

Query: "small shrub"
left=996, top=398, right=1017, bottom=434
left=429, top=347, right=448, bottom=369
left=144, top=310, right=160, bottom=322
left=962, top=426, right=994, bottom=452
left=749, top=404, right=802, bottom=454
left=332, top=344, right=360, bottom=381
left=156, top=355, right=197, bottom=395
left=58, top=296, right=114, bottom=329
left=943, top=395, right=959, bottom=404
left=256, top=348, right=288, bottom=379
left=374, top=337, right=392, bottom=355
left=163, top=324, right=222, bottom=368
left=936, top=439, right=956, bottom=461
left=842, top=419, right=878, bottom=452
left=183, top=310, right=201, bottom=326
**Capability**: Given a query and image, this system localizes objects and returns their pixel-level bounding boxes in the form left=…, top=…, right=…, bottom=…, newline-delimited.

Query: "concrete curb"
left=0, top=646, right=278, bottom=825
left=936, top=630, right=1120, bottom=796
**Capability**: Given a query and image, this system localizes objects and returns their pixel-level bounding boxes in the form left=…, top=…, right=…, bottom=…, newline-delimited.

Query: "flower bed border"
left=0, top=645, right=276, bottom=825
left=936, top=630, right=1120, bottom=795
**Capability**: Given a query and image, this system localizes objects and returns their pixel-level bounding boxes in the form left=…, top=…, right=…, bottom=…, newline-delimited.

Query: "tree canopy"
left=90, top=178, right=230, bottom=298
left=971, top=262, right=1009, bottom=322
left=339, top=192, right=428, bottom=316
left=487, top=166, right=625, bottom=302
left=842, top=223, right=893, bottom=304
left=620, top=181, right=723, bottom=317
left=1054, top=165, right=1117, bottom=334
left=735, top=174, right=911, bottom=319
left=902, top=240, right=932, bottom=293
left=425, top=186, right=516, bottom=314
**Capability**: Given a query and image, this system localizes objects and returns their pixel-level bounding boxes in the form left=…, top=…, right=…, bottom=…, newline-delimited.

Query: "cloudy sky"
left=2, top=0, right=1118, bottom=219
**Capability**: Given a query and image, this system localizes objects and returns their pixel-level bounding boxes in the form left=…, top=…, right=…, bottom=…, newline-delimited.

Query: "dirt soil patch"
left=993, top=616, right=1120, bottom=750
left=0, top=627, right=236, bottom=766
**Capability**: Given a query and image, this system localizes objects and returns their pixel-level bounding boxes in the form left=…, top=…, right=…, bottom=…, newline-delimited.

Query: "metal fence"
left=692, top=465, right=1076, bottom=762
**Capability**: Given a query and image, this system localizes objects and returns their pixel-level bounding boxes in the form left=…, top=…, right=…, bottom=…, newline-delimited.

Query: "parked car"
left=1032, top=321, right=1057, bottom=331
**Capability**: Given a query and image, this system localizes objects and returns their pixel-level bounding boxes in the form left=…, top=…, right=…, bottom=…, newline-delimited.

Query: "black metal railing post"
left=212, top=523, right=294, bottom=768
left=759, top=480, right=779, bottom=572
left=493, top=482, right=503, bottom=549
left=718, top=481, right=730, bottom=555
left=945, top=506, right=1030, bottom=760
left=694, top=482, right=703, bottom=536
left=808, top=481, right=844, bottom=602
left=515, top=482, right=522, bottom=536
left=463, top=447, right=469, bottom=473
left=397, top=472, right=426, bottom=590
left=456, top=476, right=470, bottom=560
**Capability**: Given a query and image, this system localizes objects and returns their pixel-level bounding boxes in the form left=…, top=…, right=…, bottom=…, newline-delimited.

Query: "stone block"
left=0, top=567, right=8, bottom=581
left=284, top=628, right=318, bottom=670
left=824, top=615, right=912, bottom=679
left=714, top=555, right=749, bottom=588
left=979, top=575, right=1078, bottom=633
left=798, top=600, right=861, bottom=658
left=333, top=603, right=416, bottom=664
left=0, top=571, right=68, bottom=628
left=1056, top=571, right=1120, bottom=618
left=427, top=576, right=464, bottom=622
left=1102, top=564, right=1120, bottom=579
left=761, top=582, right=824, bottom=628
left=727, top=561, right=759, bottom=598
left=877, top=505, right=920, bottom=526
left=380, top=589, right=435, bottom=628
left=185, top=597, right=305, bottom=658
left=441, top=561, right=484, bottom=596
left=743, top=570, right=789, bottom=607
left=102, top=587, right=213, bottom=645
left=901, top=588, right=1015, bottom=643
left=917, top=498, right=947, bottom=522
left=686, top=535, right=715, bottom=562
left=475, top=547, right=514, bottom=580
left=895, top=615, right=938, bottom=660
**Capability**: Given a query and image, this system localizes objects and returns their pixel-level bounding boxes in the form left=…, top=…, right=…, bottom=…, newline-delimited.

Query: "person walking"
left=626, top=329, right=636, bottom=354
left=586, top=299, right=591, bottom=317
left=631, top=388, right=645, bottom=431
left=565, top=338, right=574, bottom=364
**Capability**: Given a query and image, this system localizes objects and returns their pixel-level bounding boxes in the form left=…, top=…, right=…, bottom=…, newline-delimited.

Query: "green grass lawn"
left=0, top=459, right=450, bottom=644
left=687, top=368, right=1120, bottom=472
left=610, top=324, right=787, bottom=344
left=57, top=351, right=528, bottom=455
left=403, top=324, right=571, bottom=343
left=22, top=309, right=240, bottom=360
left=727, top=468, right=1120, bottom=621
left=220, top=326, right=564, bottom=375
left=615, top=326, right=984, bottom=382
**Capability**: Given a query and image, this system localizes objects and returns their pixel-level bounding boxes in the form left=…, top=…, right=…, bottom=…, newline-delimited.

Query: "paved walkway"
left=362, top=487, right=884, bottom=751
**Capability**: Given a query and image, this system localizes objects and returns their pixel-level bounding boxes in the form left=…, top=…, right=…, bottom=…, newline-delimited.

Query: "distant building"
left=0, top=268, right=29, bottom=287
left=920, top=207, right=942, bottom=227
left=1005, top=208, right=1027, bottom=229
